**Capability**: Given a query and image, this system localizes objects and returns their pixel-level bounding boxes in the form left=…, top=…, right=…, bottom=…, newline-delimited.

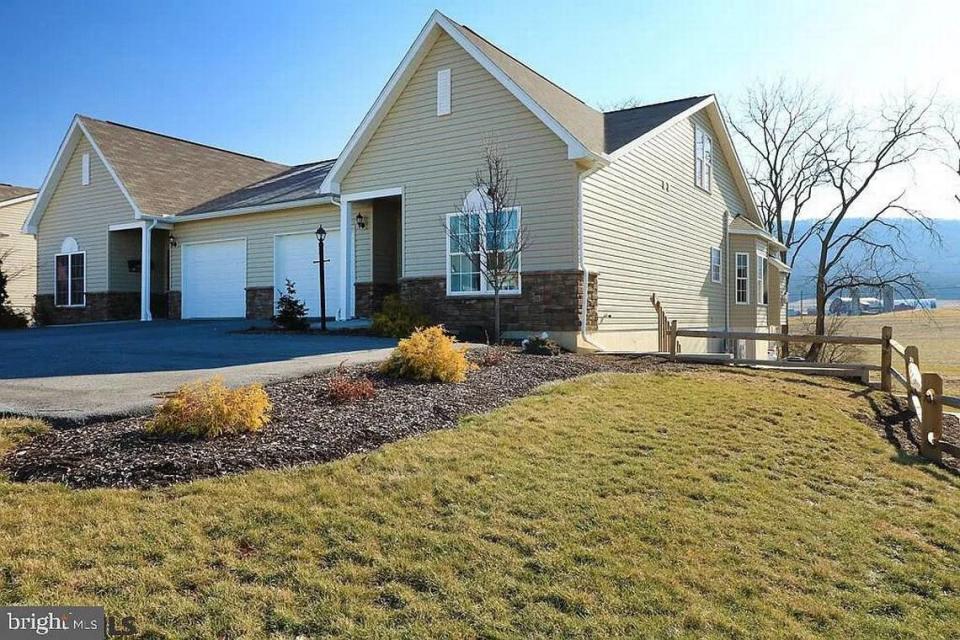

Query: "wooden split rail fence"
left=651, top=294, right=960, bottom=462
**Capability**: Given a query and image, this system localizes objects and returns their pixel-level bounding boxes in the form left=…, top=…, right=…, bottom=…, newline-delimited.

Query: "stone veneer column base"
left=167, top=291, right=182, bottom=320
left=34, top=292, right=141, bottom=325
left=245, top=287, right=274, bottom=320
left=397, top=270, right=597, bottom=337
left=354, top=282, right=400, bottom=318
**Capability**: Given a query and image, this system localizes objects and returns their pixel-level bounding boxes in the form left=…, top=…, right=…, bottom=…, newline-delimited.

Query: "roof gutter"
left=145, top=195, right=338, bottom=224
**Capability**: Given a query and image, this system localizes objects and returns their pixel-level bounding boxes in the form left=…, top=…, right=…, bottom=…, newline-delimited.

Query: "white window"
left=735, top=252, right=749, bottom=304
left=55, top=251, right=86, bottom=307
left=81, top=153, right=90, bottom=186
left=757, top=253, right=768, bottom=305
left=437, top=68, right=451, bottom=116
left=710, top=247, right=722, bottom=283
left=446, top=208, right=521, bottom=295
left=694, top=126, right=712, bottom=191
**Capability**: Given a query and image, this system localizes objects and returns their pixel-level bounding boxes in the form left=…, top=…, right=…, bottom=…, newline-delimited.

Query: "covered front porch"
left=340, top=189, right=403, bottom=319
left=107, top=220, right=172, bottom=321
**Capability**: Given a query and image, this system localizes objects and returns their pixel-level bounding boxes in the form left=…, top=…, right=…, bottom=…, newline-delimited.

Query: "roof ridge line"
left=456, top=23, right=596, bottom=112
left=602, top=95, right=711, bottom=115
left=77, top=115, right=288, bottom=166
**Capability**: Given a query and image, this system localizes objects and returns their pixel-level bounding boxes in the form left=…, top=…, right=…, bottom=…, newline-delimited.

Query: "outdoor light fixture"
left=355, top=212, right=367, bottom=230
left=315, top=225, right=328, bottom=331
left=168, top=235, right=178, bottom=247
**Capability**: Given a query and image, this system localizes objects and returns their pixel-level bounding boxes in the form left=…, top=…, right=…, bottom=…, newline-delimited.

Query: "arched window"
left=55, top=237, right=85, bottom=307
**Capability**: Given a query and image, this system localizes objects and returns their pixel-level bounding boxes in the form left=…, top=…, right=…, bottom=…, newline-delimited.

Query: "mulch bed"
left=2, top=351, right=683, bottom=489
left=852, top=390, right=960, bottom=474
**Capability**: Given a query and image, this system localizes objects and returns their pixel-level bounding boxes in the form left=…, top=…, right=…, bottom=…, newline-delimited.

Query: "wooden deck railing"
left=654, top=304, right=959, bottom=462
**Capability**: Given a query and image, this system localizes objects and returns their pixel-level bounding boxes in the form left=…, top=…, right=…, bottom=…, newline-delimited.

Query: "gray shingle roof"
left=79, top=116, right=292, bottom=216
left=0, top=184, right=37, bottom=204
left=603, top=96, right=709, bottom=154
left=179, top=160, right=335, bottom=216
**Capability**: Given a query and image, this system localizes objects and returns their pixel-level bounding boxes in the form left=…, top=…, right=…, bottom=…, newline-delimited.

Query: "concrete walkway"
left=0, top=320, right=396, bottom=422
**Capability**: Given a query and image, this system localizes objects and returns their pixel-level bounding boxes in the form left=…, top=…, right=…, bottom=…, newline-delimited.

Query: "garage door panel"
left=182, top=239, right=246, bottom=319
left=274, top=232, right=340, bottom=319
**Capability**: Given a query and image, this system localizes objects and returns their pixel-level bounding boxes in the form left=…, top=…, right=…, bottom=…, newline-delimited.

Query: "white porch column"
left=339, top=200, right=353, bottom=320
left=140, top=221, right=153, bottom=321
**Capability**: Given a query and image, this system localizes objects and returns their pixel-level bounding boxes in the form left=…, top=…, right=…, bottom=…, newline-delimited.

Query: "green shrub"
left=147, top=377, right=271, bottom=439
left=522, top=334, right=563, bottom=356
left=380, top=326, right=472, bottom=383
left=0, top=307, right=28, bottom=330
left=372, top=294, right=429, bottom=338
left=274, top=279, right=309, bottom=330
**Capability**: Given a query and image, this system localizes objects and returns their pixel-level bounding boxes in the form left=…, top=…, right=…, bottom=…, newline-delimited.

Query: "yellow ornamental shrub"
left=380, top=325, right=472, bottom=383
left=147, top=377, right=271, bottom=439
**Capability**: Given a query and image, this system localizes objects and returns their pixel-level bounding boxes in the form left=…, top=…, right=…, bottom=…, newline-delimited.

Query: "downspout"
left=141, top=219, right=157, bottom=322
left=577, top=168, right=606, bottom=351
left=723, top=210, right=731, bottom=352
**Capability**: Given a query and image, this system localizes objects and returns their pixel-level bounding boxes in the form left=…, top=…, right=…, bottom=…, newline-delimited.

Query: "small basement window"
left=710, top=247, right=722, bottom=283
left=735, top=252, right=749, bottom=304
left=55, top=251, right=86, bottom=307
left=437, top=68, right=451, bottom=116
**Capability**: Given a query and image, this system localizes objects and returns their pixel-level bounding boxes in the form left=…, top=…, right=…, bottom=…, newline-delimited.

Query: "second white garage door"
left=274, top=231, right=340, bottom=319
left=181, top=239, right=247, bottom=319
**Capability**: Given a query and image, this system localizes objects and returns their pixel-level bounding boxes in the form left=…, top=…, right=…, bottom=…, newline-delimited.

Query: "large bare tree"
left=730, top=81, right=834, bottom=303
left=446, top=143, right=528, bottom=343
left=804, top=96, right=939, bottom=359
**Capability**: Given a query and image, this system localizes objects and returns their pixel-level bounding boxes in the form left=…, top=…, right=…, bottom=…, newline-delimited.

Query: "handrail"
left=673, top=329, right=883, bottom=345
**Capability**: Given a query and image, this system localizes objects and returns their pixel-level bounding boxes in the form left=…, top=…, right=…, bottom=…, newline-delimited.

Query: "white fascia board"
left=163, top=196, right=336, bottom=224
left=320, top=11, right=598, bottom=194
left=0, top=193, right=37, bottom=210
left=22, top=117, right=143, bottom=234
left=705, top=101, right=763, bottom=225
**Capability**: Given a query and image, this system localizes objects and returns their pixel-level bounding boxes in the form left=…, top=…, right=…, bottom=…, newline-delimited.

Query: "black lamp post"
left=315, top=225, right=328, bottom=331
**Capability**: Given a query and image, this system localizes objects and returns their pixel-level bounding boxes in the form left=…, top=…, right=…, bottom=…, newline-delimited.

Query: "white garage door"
left=274, top=231, right=340, bottom=319
left=181, top=239, right=247, bottom=318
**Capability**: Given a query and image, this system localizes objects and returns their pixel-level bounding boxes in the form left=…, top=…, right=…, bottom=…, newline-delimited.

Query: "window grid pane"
left=55, top=255, right=69, bottom=306
left=70, top=253, right=84, bottom=306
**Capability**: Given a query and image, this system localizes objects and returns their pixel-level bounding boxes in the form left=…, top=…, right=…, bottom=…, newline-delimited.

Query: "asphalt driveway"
left=0, top=320, right=397, bottom=421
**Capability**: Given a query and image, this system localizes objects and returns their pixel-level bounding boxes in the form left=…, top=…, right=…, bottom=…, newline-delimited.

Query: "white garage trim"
left=180, top=237, right=248, bottom=319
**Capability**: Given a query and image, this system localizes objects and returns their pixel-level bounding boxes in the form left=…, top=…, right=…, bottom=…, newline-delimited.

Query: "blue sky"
left=2, top=0, right=959, bottom=216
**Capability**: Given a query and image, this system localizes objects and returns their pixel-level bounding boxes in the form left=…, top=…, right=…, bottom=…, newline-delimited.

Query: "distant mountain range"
left=785, top=219, right=960, bottom=302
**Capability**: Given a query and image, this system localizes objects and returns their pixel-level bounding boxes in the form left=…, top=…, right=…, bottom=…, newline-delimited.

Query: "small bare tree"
left=804, top=95, right=940, bottom=360
left=446, top=143, right=528, bottom=343
left=939, top=107, right=960, bottom=204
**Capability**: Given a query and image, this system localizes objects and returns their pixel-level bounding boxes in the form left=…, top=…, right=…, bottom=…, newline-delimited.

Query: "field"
left=794, top=308, right=960, bottom=397
left=2, top=370, right=960, bottom=638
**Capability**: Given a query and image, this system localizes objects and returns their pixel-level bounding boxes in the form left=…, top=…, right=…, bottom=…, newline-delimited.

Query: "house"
left=22, top=11, right=787, bottom=354
left=0, top=184, right=38, bottom=314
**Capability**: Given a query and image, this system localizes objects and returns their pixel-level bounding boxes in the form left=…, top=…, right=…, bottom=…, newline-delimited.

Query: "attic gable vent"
left=81, top=153, right=90, bottom=186
left=437, top=68, right=451, bottom=116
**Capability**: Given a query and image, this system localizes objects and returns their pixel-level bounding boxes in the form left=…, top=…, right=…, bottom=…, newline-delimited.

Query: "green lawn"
left=2, top=370, right=959, bottom=638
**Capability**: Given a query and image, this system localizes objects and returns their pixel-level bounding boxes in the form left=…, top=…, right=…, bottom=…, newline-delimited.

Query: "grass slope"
left=2, top=371, right=959, bottom=638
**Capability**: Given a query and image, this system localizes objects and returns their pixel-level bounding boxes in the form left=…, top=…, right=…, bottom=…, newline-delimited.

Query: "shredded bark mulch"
left=2, top=351, right=682, bottom=489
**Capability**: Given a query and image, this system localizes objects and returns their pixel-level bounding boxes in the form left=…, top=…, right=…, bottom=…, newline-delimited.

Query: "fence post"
left=920, top=372, right=943, bottom=462
left=779, top=324, right=789, bottom=359
left=669, top=320, right=678, bottom=356
left=880, top=326, right=892, bottom=392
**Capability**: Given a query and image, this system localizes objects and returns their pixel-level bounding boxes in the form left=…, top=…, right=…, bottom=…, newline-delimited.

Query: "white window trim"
left=437, top=68, right=451, bottom=116
left=445, top=207, right=522, bottom=297
left=735, top=252, right=749, bottom=305
left=54, top=250, right=87, bottom=308
left=757, top=251, right=768, bottom=306
left=694, top=126, right=712, bottom=193
left=81, top=153, right=90, bottom=186
left=710, top=247, right=722, bottom=284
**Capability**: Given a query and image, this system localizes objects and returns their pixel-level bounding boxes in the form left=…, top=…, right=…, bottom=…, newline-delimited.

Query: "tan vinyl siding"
left=37, top=138, right=136, bottom=295
left=582, top=110, right=746, bottom=340
left=108, top=229, right=141, bottom=292
left=728, top=235, right=763, bottom=329
left=169, top=205, right=340, bottom=291
left=341, top=31, right=578, bottom=278
left=353, top=202, right=373, bottom=282
left=0, top=199, right=37, bottom=311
